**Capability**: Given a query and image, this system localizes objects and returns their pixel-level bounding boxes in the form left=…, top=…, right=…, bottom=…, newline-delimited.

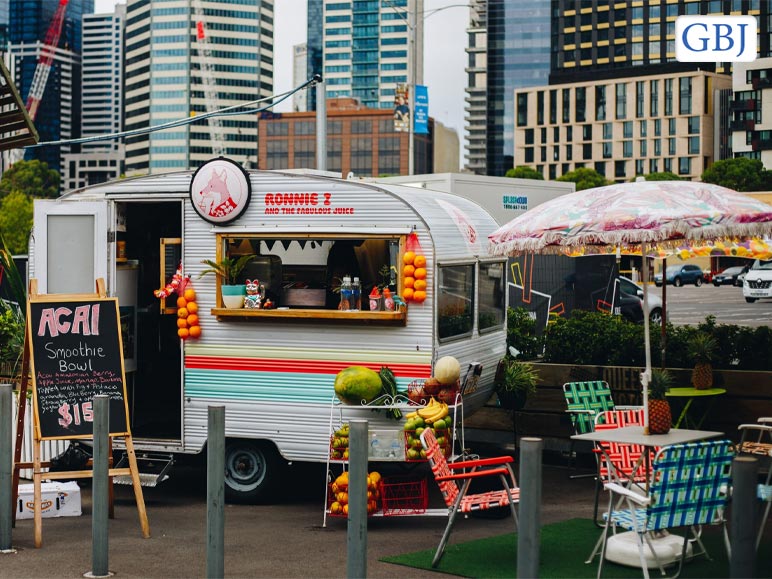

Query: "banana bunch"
left=416, top=397, right=449, bottom=425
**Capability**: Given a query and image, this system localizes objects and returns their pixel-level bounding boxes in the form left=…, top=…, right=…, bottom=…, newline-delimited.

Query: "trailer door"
left=32, top=200, right=108, bottom=294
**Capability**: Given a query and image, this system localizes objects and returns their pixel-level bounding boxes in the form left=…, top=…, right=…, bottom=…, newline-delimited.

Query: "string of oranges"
left=176, top=286, right=202, bottom=340
left=402, top=250, right=427, bottom=303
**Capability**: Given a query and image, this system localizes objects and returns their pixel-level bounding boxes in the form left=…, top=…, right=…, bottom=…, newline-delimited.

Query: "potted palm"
left=494, top=356, right=540, bottom=411
left=199, top=254, right=256, bottom=308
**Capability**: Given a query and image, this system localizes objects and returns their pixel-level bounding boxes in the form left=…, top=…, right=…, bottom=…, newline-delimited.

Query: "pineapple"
left=688, top=333, right=717, bottom=390
left=647, top=368, right=673, bottom=435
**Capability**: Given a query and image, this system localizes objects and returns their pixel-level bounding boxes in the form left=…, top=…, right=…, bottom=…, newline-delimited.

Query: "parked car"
left=712, top=265, right=749, bottom=287
left=653, top=264, right=704, bottom=287
left=618, top=275, right=664, bottom=325
left=618, top=292, right=645, bottom=324
left=735, top=264, right=751, bottom=287
left=743, top=259, right=772, bottom=303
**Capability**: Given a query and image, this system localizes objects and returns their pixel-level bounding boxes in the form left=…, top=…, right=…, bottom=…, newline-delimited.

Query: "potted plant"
left=199, top=254, right=256, bottom=308
left=494, top=356, right=540, bottom=411
left=688, top=333, right=717, bottom=390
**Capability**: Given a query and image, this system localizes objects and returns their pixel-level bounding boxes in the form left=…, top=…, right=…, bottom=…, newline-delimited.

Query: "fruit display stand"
left=322, top=392, right=464, bottom=527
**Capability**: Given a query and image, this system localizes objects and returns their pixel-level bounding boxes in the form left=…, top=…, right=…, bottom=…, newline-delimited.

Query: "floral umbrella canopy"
left=487, top=180, right=772, bottom=432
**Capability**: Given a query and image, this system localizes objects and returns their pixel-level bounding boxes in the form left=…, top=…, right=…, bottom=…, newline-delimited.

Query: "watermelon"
left=334, top=366, right=383, bottom=405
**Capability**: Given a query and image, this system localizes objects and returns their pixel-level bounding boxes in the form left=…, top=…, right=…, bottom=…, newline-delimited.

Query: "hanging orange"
left=404, top=276, right=415, bottom=289
left=413, top=279, right=427, bottom=292
left=188, top=325, right=201, bottom=339
left=176, top=318, right=188, bottom=329
left=184, top=288, right=197, bottom=301
left=186, top=301, right=199, bottom=314
left=186, top=314, right=199, bottom=327
left=414, top=267, right=427, bottom=280
left=176, top=296, right=187, bottom=309
left=177, top=307, right=189, bottom=318
left=412, top=290, right=426, bottom=303
left=403, top=264, right=415, bottom=277
left=402, top=287, right=414, bottom=301
left=403, top=251, right=415, bottom=265
left=413, top=255, right=426, bottom=268
left=177, top=328, right=190, bottom=340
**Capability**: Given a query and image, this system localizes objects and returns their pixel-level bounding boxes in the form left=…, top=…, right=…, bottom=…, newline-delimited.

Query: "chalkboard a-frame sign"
left=27, top=296, right=130, bottom=440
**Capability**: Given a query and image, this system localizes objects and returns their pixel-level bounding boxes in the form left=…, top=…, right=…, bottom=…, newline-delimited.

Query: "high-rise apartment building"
left=308, top=0, right=423, bottom=109
left=464, top=0, right=551, bottom=176
left=123, top=0, right=274, bottom=176
left=61, top=7, right=125, bottom=191
left=549, top=0, right=769, bottom=85
left=8, top=0, right=93, bottom=175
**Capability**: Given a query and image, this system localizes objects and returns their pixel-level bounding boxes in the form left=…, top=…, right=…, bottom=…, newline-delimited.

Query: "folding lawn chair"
left=737, top=416, right=772, bottom=550
left=419, top=427, right=519, bottom=568
left=590, top=409, right=651, bottom=527
left=563, top=380, right=639, bottom=477
left=591, top=439, right=734, bottom=579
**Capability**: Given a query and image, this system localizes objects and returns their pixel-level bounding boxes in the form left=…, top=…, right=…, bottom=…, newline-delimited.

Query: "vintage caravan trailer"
left=29, top=158, right=506, bottom=500
left=29, top=160, right=507, bottom=501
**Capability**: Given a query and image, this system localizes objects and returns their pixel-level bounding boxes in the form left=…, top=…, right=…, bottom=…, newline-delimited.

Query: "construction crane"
left=26, top=0, right=69, bottom=121
left=191, top=0, right=225, bottom=156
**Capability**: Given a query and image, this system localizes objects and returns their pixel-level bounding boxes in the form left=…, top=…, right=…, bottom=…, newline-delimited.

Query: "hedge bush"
left=507, top=307, right=772, bottom=371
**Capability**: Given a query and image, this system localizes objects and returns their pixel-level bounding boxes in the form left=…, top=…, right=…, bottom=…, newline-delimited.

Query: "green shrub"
left=506, top=307, right=544, bottom=361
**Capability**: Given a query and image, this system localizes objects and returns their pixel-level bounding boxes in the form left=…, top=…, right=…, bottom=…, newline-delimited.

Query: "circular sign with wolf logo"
left=190, top=157, right=251, bottom=224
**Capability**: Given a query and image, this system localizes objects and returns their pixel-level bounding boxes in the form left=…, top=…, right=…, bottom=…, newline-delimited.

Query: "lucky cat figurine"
left=244, top=279, right=265, bottom=309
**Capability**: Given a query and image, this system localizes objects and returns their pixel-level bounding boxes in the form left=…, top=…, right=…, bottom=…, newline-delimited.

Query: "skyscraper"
left=61, top=7, right=125, bottom=190
left=123, top=0, right=274, bottom=176
left=307, top=0, right=423, bottom=110
left=464, top=0, right=551, bottom=176
left=8, top=0, right=93, bottom=175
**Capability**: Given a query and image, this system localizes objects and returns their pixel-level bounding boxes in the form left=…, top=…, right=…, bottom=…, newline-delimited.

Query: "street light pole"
left=407, top=0, right=416, bottom=176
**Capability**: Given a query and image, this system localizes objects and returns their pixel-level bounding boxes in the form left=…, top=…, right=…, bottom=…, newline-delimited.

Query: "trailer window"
left=478, top=261, right=506, bottom=333
left=206, top=233, right=406, bottom=324
left=437, top=264, right=474, bottom=341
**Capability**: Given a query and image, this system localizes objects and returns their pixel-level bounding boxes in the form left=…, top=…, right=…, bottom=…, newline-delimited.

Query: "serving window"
left=208, top=232, right=406, bottom=323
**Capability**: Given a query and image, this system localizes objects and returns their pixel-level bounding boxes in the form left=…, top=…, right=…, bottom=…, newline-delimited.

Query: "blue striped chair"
left=594, top=439, right=734, bottom=579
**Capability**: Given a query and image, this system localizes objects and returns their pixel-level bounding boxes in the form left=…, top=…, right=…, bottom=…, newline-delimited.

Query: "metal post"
left=0, top=384, right=13, bottom=553
left=316, top=78, right=327, bottom=172
left=91, top=395, right=110, bottom=577
left=346, top=419, right=368, bottom=579
left=206, top=406, right=225, bottom=579
left=660, top=257, right=667, bottom=369
left=407, top=0, right=416, bottom=175
left=517, top=437, right=542, bottom=578
left=730, top=456, right=757, bottom=578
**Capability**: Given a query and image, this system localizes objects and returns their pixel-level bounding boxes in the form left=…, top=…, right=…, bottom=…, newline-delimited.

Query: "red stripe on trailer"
left=185, top=355, right=431, bottom=377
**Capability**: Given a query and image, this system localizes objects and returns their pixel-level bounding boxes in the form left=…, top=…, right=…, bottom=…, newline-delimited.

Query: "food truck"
left=29, top=159, right=507, bottom=501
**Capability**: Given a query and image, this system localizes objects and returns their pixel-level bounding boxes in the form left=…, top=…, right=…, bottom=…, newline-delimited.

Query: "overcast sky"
left=95, top=1, right=469, bottom=143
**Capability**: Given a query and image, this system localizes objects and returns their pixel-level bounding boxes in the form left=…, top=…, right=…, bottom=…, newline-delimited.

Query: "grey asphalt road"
left=1, top=450, right=598, bottom=578
left=649, top=283, right=772, bottom=327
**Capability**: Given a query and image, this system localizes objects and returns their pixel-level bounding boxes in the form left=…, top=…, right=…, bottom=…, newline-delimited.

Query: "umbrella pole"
left=641, top=242, right=652, bottom=433
left=661, top=257, right=667, bottom=369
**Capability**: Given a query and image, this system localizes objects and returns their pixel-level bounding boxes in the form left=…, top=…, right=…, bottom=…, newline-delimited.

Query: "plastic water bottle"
left=389, top=435, right=402, bottom=459
left=370, top=432, right=380, bottom=458
left=340, top=276, right=352, bottom=310
left=351, top=277, right=361, bottom=311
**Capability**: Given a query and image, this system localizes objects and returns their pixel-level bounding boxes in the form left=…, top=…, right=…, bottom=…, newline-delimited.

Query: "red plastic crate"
left=379, top=476, right=428, bottom=516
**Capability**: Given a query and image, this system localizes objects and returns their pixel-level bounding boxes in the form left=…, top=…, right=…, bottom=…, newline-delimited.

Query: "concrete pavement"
left=1, top=447, right=598, bottom=578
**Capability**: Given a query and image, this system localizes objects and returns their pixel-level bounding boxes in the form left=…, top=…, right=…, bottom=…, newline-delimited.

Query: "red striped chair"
left=419, top=428, right=519, bottom=567
left=590, top=409, right=652, bottom=526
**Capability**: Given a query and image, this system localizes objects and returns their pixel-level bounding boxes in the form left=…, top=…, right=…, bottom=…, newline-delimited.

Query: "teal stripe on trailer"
left=184, top=370, right=417, bottom=402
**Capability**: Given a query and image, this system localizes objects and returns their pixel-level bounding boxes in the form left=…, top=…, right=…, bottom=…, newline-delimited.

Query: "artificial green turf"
left=380, top=518, right=771, bottom=578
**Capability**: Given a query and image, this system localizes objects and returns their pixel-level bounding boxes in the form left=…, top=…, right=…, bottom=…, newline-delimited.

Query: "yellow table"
left=665, top=387, right=726, bottom=429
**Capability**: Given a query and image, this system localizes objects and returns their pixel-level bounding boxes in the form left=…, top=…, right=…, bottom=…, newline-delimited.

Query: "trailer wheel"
left=224, top=440, right=283, bottom=503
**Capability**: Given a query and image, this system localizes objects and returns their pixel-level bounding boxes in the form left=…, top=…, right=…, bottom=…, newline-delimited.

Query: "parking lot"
left=648, top=283, right=772, bottom=327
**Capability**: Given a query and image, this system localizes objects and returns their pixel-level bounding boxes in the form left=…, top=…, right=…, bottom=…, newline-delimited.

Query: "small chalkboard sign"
left=27, top=297, right=130, bottom=439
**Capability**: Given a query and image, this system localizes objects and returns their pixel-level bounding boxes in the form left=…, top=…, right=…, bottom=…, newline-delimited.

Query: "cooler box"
left=17, top=481, right=82, bottom=519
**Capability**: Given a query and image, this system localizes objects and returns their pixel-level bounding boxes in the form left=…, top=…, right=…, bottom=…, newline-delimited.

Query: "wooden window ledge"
left=210, top=308, right=407, bottom=325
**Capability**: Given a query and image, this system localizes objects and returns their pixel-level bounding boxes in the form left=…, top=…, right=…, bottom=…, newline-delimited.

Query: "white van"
left=742, top=259, right=772, bottom=302
left=29, top=162, right=507, bottom=502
